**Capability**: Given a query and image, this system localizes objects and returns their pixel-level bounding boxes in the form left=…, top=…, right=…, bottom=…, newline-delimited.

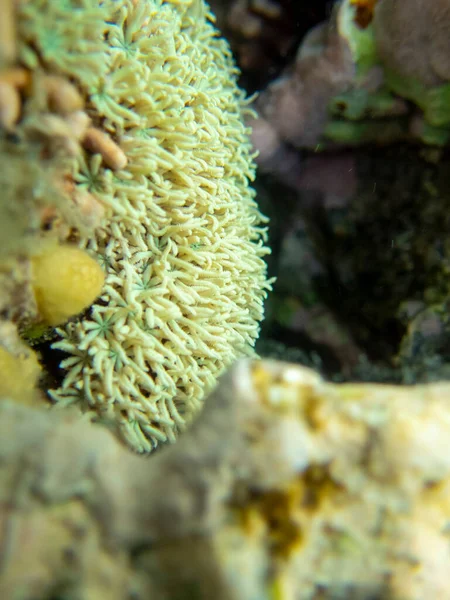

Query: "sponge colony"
left=31, top=245, right=105, bottom=326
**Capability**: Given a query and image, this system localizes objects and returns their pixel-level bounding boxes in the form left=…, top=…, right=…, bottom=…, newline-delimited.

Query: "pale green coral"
left=17, top=0, right=272, bottom=452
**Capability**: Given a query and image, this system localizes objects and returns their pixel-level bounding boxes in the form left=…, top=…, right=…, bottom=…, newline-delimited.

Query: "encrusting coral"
left=16, top=0, right=272, bottom=452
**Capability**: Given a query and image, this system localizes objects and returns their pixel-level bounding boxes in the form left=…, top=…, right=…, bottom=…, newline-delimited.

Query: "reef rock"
left=1, top=359, right=450, bottom=599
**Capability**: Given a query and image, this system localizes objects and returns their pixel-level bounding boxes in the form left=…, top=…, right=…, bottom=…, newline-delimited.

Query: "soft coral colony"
left=14, top=0, right=272, bottom=452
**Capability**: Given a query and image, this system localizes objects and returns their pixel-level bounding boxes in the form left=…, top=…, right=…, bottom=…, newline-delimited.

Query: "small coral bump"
left=24, top=113, right=82, bottom=157
left=65, top=110, right=91, bottom=141
left=56, top=172, right=105, bottom=231
left=83, top=126, right=127, bottom=171
left=31, top=244, right=105, bottom=326
left=0, top=66, right=30, bottom=89
left=0, top=80, right=21, bottom=129
left=42, top=74, right=84, bottom=114
left=72, top=189, right=106, bottom=230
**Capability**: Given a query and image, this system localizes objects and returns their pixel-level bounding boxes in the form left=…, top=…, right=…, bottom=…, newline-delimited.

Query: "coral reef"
left=4, top=3, right=450, bottom=598
left=216, top=0, right=450, bottom=386
left=251, top=0, right=450, bottom=166
left=0, top=0, right=110, bottom=407
left=372, top=0, right=450, bottom=145
left=2, top=359, right=450, bottom=599
left=254, top=6, right=356, bottom=151
left=0, top=0, right=111, bottom=329
left=12, top=0, right=272, bottom=452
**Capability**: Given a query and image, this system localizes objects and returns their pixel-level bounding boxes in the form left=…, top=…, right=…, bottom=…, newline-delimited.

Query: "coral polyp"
left=17, top=0, right=272, bottom=452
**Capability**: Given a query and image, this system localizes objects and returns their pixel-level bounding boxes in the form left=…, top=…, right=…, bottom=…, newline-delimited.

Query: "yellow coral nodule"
left=31, top=245, right=105, bottom=326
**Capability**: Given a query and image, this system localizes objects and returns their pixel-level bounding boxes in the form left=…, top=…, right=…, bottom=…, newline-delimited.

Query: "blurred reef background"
left=210, top=0, right=450, bottom=385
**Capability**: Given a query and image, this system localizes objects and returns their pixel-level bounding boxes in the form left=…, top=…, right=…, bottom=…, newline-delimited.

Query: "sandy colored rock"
left=1, top=359, right=450, bottom=598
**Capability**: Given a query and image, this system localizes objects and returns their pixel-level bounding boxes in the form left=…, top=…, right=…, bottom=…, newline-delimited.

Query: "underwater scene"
left=1, top=0, right=450, bottom=598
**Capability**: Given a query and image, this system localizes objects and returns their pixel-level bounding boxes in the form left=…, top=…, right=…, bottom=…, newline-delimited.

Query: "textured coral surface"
left=16, top=0, right=272, bottom=451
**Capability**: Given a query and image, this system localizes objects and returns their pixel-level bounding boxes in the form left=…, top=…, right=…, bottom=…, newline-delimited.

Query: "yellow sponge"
left=31, top=245, right=104, bottom=326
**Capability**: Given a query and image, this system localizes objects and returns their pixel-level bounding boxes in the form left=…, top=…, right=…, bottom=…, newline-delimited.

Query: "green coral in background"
left=324, top=0, right=450, bottom=147
left=338, top=0, right=379, bottom=78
